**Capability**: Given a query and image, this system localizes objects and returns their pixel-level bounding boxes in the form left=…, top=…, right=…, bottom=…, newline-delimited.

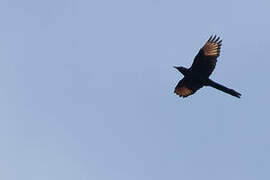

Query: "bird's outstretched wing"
left=190, top=35, right=222, bottom=77
left=174, top=77, right=203, bottom=98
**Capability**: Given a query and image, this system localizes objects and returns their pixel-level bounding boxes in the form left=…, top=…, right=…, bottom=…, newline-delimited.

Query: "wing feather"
left=190, top=35, right=222, bottom=77
left=174, top=77, right=203, bottom=98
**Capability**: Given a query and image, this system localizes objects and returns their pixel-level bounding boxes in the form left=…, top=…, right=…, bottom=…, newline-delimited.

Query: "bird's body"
left=174, top=35, right=241, bottom=98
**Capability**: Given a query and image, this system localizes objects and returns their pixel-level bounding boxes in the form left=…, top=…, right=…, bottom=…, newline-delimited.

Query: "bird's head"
left=174, top=66, right=189, bottom=76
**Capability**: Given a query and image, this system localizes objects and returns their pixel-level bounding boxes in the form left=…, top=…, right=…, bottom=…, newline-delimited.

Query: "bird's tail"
left=206, top=79, right=241, bottom=98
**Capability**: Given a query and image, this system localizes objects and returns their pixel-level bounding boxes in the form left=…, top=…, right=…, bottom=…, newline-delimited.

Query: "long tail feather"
left=206, top=79, right=241, bottom=98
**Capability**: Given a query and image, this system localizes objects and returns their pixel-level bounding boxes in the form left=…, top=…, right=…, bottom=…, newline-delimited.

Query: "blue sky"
left=0, top=0, right=270, bottom=179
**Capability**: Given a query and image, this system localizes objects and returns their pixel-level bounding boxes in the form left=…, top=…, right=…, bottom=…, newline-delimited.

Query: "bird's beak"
left=173, top=66, right=177, bottom=69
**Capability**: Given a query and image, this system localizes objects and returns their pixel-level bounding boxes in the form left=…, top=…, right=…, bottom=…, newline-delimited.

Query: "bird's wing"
left=190, top=35, right=222, bottom=77
left=174, top=77, right=203, bottom=98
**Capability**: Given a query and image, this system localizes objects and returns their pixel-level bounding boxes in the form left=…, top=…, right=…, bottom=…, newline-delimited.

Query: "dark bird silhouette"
left=174, top=35, right=241, bottom=98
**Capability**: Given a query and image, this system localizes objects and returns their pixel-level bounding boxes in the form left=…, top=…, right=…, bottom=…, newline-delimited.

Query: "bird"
left=174, top=35, right=241, bottom=98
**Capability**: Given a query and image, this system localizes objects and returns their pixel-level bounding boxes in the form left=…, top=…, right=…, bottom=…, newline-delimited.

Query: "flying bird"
left=174, top=35, right=241, bottom=98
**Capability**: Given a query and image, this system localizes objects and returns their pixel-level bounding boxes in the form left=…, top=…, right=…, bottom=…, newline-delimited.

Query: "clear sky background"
left=0, top=0, right=269, bottom=179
